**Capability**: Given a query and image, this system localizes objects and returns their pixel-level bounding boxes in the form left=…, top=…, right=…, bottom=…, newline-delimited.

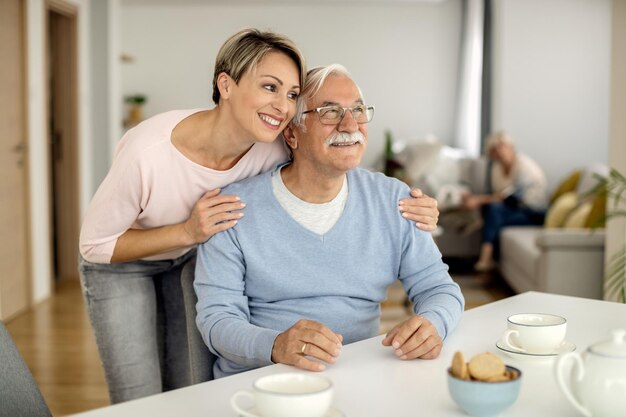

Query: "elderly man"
left=194, top=64, right=464, bottom=378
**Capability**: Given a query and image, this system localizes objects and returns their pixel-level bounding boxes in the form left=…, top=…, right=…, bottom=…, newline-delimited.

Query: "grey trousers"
left=79, top=250, right=196, bottom=404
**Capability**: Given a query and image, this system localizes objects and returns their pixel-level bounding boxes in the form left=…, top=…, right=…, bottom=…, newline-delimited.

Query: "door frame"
left=46, top=0, right=80, bottom=281
left=0, top=0, right=32, bottom=320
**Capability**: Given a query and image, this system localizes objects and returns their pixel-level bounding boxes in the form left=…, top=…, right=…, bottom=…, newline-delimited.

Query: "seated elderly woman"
left=461, top=132, right=548, bottom=271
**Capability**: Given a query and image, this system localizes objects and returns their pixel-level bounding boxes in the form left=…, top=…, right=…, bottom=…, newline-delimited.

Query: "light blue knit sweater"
left=194, top=167, right=464, bottom=378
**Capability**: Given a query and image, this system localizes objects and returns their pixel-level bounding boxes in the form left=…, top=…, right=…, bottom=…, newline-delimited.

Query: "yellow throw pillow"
left=550, top=170, right=581, bottom=204
left=544, top=191, right=578, bottom=228
left=563, top=201, right=593, bottom=228
left=585, top=187, right=607, bottom=228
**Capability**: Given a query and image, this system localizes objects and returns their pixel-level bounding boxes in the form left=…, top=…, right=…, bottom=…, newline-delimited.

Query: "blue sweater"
left=194, top=168, right=464, bottom=378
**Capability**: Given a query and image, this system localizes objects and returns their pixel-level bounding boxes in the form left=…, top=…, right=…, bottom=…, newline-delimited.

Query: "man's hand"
left=382, top=315, right=442, bottom=360
left=399, top=188, right=439, bottom=231
left=271, top=320, right=343, bottom=372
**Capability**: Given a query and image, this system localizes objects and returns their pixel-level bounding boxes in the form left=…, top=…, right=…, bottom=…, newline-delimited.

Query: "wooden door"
left=0, top=0, right=30, bottom=320
left=48, top=6, right=80, bottom=281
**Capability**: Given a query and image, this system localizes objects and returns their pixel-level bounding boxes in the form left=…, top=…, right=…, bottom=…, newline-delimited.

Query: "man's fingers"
left=397, top=334, right=441, bottom=360
left=387, top=316, right=443, bottom=360
left=297, top=320, right=342, bottom=346
left=382, top=325, right=401, bottom=346
left=294, top=355, right=327, bottom=372
left=271, top=320, right=342, bottom=370
left=390, top=316, right=422, bottom=349
left=301, top=342, right=338, bottom=365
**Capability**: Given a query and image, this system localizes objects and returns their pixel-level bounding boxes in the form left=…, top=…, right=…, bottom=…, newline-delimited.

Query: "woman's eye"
left=263, top=84, right=277, bottom=93
left=287, top=91, right=299, bottom=100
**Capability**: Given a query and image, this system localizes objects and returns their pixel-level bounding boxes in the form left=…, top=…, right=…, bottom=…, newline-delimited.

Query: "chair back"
left=0, top=321, right=52, bottom=417
left=180, top=256, right=216, bottom=383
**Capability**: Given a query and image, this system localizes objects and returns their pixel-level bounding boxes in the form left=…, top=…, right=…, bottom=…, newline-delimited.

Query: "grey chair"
left=180, top=256, right=216, bottom=384
left=0, top=320, right=52, bottom=417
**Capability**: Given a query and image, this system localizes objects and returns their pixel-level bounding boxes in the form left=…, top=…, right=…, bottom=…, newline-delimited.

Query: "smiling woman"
left=78, top=28, right=307, bottom=404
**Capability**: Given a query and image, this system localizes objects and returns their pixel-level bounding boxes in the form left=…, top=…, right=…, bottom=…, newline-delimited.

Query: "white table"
left=68, top=292, right=626, bottom=417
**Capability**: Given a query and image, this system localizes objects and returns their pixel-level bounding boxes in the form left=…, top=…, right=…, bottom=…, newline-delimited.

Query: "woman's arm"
left=110, top=189, right=244, bottom=263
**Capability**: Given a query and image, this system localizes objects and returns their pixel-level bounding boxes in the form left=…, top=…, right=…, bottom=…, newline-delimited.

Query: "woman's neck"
left=171, top=107, right=254, bottom=171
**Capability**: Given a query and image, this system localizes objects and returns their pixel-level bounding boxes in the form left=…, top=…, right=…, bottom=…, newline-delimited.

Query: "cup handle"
left=230, top=390, right=257, bottom=417
left=502, top=329, right=526, bottom=353
left=555, top=352, right=591, bottom=417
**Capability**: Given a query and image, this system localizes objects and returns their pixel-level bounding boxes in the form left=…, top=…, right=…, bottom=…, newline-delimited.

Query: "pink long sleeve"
left=79, top=109, right=288, bottom=263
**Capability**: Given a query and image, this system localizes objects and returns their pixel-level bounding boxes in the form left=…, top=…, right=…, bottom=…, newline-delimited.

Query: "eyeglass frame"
left=302, top=104, right=375, bottom=125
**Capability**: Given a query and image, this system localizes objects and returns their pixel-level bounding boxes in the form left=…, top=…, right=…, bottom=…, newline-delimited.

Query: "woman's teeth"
left=260, top=114, right=280, bottom=126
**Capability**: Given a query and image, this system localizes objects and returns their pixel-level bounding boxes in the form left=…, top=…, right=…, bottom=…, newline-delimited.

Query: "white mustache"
left=325, top=131, right=366, bottom=146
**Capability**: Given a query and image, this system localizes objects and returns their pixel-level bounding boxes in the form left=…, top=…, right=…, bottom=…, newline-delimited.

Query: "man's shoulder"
left=350, top=168, right=410, bottom=194
left=222, top=169, right=272, bottom=195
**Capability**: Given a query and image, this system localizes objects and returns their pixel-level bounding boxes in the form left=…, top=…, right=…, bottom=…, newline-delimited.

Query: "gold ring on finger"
left=301, top=343, right=307, bottom=354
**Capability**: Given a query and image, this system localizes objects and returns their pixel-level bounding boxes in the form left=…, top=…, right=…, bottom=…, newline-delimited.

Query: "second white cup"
left=230, top=372, right=333, bottom=417
left=503, top=313, right=567, bottom=354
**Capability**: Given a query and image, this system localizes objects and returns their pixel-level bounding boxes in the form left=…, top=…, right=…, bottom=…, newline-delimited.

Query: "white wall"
left=117, top=0, right=462, bottom=169
left=492, top=0, right=612, bottom=191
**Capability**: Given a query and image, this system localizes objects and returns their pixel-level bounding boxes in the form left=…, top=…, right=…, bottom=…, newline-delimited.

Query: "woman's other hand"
left=399, top=188, right=439, bottom=231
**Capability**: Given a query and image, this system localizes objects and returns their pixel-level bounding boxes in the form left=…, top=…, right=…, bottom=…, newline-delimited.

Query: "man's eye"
left=321, top=108, right=341, bottom=118
left=352, top=106, right=365, bottom=115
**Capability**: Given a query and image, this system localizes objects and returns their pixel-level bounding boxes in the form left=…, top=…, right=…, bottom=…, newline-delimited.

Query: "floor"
left=5, top=264, right=514, bottom=416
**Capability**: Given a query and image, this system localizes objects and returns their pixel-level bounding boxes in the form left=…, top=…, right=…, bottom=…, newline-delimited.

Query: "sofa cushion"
left=563, top=201, right=593, bottom=228
left=500, top=227, right=541, bottom=284
left=545, top=192, right=578, bottom=228
left=550, top=170, right=581, bottom=204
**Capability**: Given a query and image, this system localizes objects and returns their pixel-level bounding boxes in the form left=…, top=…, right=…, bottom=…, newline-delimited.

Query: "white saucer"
left=495, top=339, right=576, bottom=361
left=239, top=407, right=344, bottom=417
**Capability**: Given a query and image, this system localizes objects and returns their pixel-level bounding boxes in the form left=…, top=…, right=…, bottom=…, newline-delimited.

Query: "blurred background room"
left=1, top=0, right=624, bottom=415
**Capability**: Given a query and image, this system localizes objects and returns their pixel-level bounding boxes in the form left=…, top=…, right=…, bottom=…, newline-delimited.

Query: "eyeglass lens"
left=319, top=106, right=373, bottom=124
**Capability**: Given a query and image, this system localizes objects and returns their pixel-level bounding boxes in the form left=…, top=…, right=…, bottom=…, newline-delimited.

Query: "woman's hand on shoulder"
left=399, top=188, right=439, bottom=231
left=183, top=189, right=246, bottom=244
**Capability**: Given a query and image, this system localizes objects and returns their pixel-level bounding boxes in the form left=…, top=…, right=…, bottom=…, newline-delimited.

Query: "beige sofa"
left=500, top=227, right=605, bottom=299
left=394, top=141, right=607, bottom=299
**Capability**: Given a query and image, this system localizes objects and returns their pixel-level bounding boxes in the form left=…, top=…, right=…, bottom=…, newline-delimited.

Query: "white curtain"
left=454, top=0, right=484, bottom=157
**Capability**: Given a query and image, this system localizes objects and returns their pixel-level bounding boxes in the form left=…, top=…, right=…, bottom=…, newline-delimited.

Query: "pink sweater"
left=79, top=109, right=288, bottom=263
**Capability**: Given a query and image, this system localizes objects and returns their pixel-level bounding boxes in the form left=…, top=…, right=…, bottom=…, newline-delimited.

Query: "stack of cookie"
left=448, top=351, right=522, bottom=416
left=451, top=351, right=519, bottom=382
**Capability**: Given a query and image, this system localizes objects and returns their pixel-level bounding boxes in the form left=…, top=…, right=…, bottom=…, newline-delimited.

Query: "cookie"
left=486, top=373, right=510, bottom=382
left=505, top=368, right=519, bottom=381
left=468, top=352, right=505, bottom=381
left=451, top=351, right=470, bottom=380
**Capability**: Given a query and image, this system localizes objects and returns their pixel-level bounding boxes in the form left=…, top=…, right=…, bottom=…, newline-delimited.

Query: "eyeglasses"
left=303, top=104, right=375, bottom=125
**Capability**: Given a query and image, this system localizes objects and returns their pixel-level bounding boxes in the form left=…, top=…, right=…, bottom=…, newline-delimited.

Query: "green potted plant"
left=593, top=168, right=626, bottom=303
left=124, top=94, right=147, bottom=126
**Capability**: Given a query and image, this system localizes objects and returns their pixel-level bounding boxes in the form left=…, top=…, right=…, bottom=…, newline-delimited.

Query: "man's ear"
left=283, top=125, right=298, bottom=150
left=216, top=72, right=232, bottom=99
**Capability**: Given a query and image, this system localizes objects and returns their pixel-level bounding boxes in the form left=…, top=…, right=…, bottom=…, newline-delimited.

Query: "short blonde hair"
left=212, top=28, right=306, bottom=105
left=485, top=131, right=515, bottom=155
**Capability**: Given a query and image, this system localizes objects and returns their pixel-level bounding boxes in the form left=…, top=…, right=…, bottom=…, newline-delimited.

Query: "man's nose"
left=337, top=110, right=358, bottom=132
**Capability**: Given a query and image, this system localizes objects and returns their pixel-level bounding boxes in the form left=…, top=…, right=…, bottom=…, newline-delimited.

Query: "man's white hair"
left=291, top=64, right=364, bottom=129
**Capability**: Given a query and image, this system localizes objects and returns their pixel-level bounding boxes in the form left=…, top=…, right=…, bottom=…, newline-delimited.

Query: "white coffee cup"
left=502, top=313, right=567, bottom=354
left=230, top=372, right=333, bottom=417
